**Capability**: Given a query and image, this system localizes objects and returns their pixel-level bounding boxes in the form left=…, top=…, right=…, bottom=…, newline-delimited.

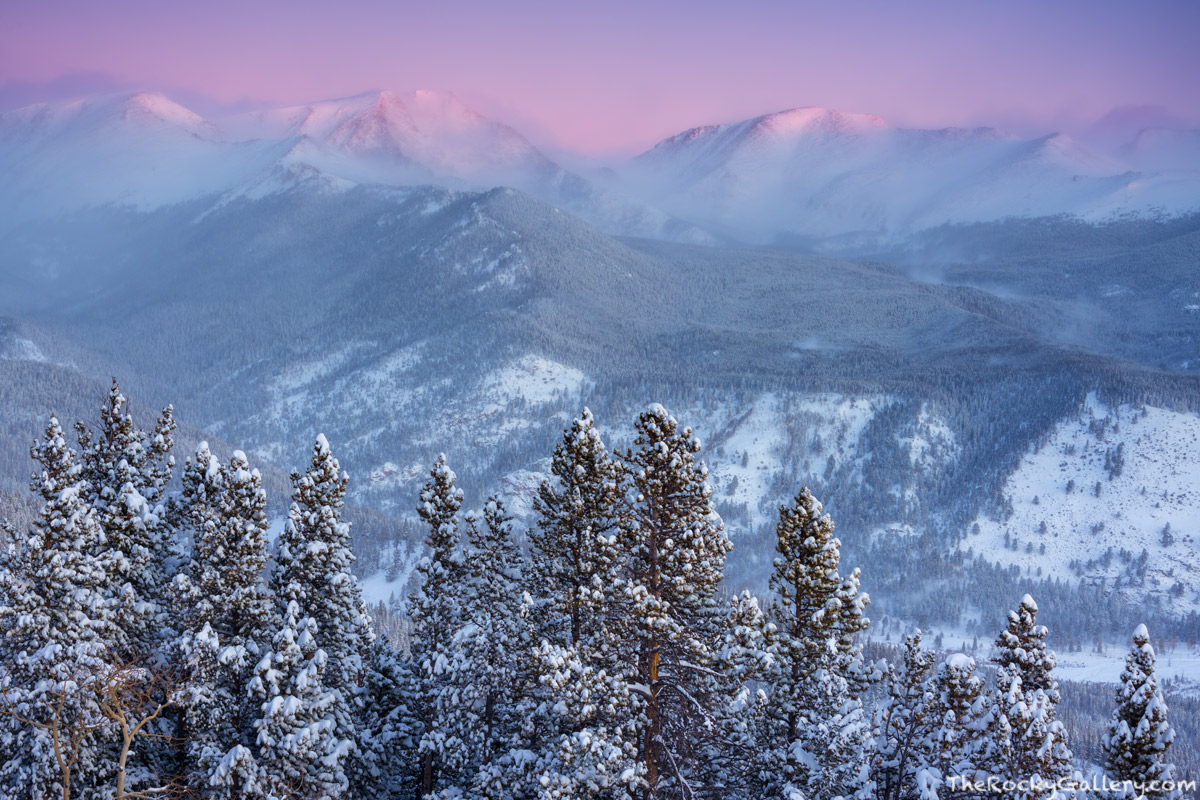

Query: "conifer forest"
left=0, top=384, right=1190, bottom=800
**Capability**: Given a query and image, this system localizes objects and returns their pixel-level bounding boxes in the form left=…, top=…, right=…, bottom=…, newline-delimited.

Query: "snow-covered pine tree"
left=528, top=408, right=625, bottom=649
left=922, top=653, right=992, bottom=797
left=356, top=639, right=421, bottom=800
left=251, top=601, right=351, bottom=800
left=408, top=454, right=468, bottom=798
left=75, top=379, right=177, bottom=660
left=619, top=404, right=733, bottom=800
left=528, top=641, right=643, bottom=800
left=272, top=436, right=371, bottom=790
left=1101, top=625, right=1180, bottom=800
left=456, top=498, right=526, bottom=798
left=986, top=595, right=1072, bottom=797
left=173, top=446, right=275, bottom=798
left=0, top=417, right=118, bottom=800
left=764, top=488, right=874, bottom=800
left=873, top=631, right=938, bottom=800
left=522, top=409, right=641, bottom=800
left=704, top=591, right=774, bottom=798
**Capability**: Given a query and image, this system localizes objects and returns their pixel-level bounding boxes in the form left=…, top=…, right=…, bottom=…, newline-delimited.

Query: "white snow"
left=0, top=336, right=49, bottom=363
left=478, top=356, right=587, bottom=411
left=675, top=392, right=890, bottom=530
left=959, top=394, right=1200, bottom=614
left=1054, top=645, right=1200, bottom=688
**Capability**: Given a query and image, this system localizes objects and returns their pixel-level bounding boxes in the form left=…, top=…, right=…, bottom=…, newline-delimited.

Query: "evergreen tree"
left=529, top=408, right=624, bottom=649
left=873, top=631, right=937, bottom=800
left=619, top=404, right=732, bottom=800
left=272, top=436, right=371, bottom=789
left=0, top=417, right=118, bottom=800
left=408, top=455, right=468, bottom=798
left=75, top=379, right=176, bottom=660
left=922, top=654, right=992, bottom=798
left=987, top=595, right=1072, bottom=797
left=251, top=602, right=351, bottom=800
left=704, top=591, right=774, bottom=798
left=528, top=641, right=643, bottom=800
left=764, top=488, right=874, bottom=800
left=173, top=446, right=275, bottom=798
left=523, top=409, right=639, bottom=800
left=457, top=498, right=526, bottom=798
left=356, top=639, right=421, bottom=800
left=1101, top=625, right=1180, bottom=800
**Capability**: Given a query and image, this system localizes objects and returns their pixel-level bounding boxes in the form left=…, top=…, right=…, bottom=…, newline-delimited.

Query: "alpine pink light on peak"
left=323, top=91, right=417, bottom=155
left=749, top=106, right=888, bottom=139
left=0, top=90, right=215, bottom=143
left=622, top=104, right=1200, bottom=244
left=407, top=90, right=487, bottom=130
left=118, top=91, right=212, bottom=134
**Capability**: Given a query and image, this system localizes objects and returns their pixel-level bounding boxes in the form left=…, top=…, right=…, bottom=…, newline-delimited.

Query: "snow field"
left=960, top=394, right=1200, bottom=615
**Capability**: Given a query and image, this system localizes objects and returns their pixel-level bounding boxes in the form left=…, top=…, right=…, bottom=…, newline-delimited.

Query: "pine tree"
left=620, top=404, right=732, bottom=800
left=704, top=591, right=774, bottom=798
left=251, top=601, right=351, bottom=800
left=987, top=595, right=1072, bottom=797
left=272, top=436, right=371, bottom=790
left=75, top=379, right=176, bottom=660
left=523, top=409, right=640, bottom=800
left=456, top=498, right=527, bottom=798
left=873, top=631, right=937, bottom=800
left=0, top=417, right=118, bottom=800
left=765, top=488, right=874, bottom=800
left=1101, top=625, right=1180, bottom=800
left=923, top=654, right=992, bottom=797
left=528, top=641, right=643, bottom=800
left=356, top=639, right=421, bottom=800
left=173, top=446, right=275, bottom=798
left=529, top=408, right=624, bottom=650
left=408, top=454, right=468, bottom=798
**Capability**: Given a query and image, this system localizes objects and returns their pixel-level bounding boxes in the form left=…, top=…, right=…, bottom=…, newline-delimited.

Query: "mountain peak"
left=117, top=91, right=212, bottom=134
left=751, top=106, right=888, bottom=137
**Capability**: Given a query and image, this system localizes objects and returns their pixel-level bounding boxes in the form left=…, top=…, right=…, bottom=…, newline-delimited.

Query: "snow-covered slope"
left=625, top=107, right=1200, bottom=244
left=961, top=394, right=1200, bottom=615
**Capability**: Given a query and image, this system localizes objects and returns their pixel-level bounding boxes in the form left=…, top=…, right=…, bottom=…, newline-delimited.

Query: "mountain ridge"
left=3, top=90, right=1198, bottom=246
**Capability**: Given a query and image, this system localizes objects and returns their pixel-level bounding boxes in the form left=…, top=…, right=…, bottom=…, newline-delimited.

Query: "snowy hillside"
left=962, top=394, right=1200, bottom=614
left=625, top=106, right=1200, bottom=244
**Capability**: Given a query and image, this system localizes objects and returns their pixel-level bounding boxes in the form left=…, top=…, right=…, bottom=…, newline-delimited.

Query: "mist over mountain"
left=3, top=90, right=1198, bottom=245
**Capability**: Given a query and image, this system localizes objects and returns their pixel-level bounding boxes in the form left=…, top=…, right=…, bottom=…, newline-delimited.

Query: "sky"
left=2, top=0, right=1198, bottom=155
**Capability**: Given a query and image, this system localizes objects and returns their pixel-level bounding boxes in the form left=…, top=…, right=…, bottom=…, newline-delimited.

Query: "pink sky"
left=2, top=0, right=1198, bottom=155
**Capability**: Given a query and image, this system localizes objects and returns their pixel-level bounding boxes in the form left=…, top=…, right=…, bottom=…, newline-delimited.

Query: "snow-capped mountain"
left=3, top=91, right=1198, bottom=246
left=623, top=106, right=1200, bottom=245
left=0, top=90, right=706, bottom=242
left=0, top=92, right=289, bottom=222
left=231, top=90, right=557, bottom=185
